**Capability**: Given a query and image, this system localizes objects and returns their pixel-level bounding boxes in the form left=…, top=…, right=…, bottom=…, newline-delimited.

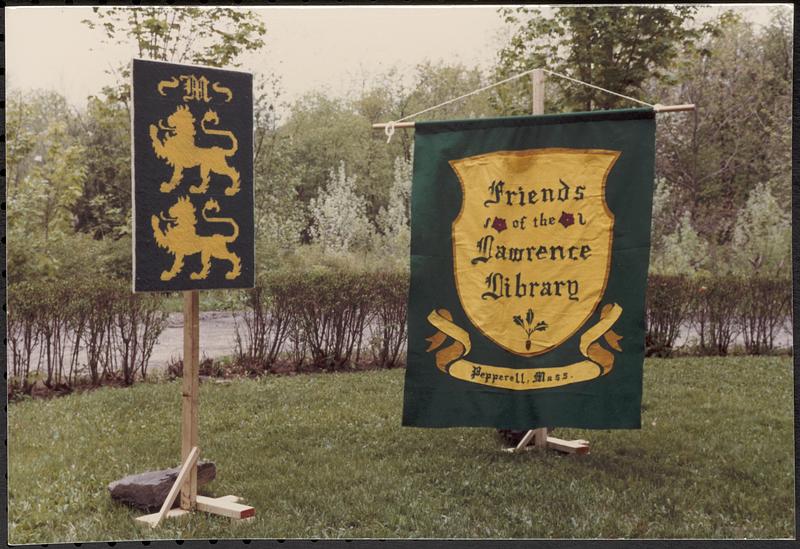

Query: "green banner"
left=402, top=109, right=656, bottom=430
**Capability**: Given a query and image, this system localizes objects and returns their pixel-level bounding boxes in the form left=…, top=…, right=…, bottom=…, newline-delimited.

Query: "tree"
left=71, top=97, right=131, bottom=239
left=6, top=90, right=77, bottom=191
left=72, top=7, right=270, bottom=239
left=730, top=182, right=791, bottom=277
left=388, top=61, right=498, bottom=160
left=274, top=61, right=498, bottom=235
left=249, top=73, right=307, bottom=266
left=83, top=6, right=266, bottom=106
left=653, top=9, right=792, bottom=250
left=9, top=123, right=85, bottom=242
left=277, top=93, right=382, bottom=218
left=650, top=211, right=709, bottom=276
left=309, top=163, right=375, bottom=256
left=493, top=6, right=702, bottom=114
left=6, top=97, right=90, bottom=281
left=375, top=156, right=412, bottom=261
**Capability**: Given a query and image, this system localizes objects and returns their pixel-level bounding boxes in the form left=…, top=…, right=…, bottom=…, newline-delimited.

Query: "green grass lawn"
left=7, top=356, right=795, bottom=542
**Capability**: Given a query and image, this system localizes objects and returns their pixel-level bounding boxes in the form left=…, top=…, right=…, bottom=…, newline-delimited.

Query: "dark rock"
left=108, top=461, right=216, bottom=511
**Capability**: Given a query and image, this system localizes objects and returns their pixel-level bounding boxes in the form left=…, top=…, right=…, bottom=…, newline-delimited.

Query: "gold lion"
left=150, top=105, right=241, bottom=196
left=151, top=196, right=241, bottom=281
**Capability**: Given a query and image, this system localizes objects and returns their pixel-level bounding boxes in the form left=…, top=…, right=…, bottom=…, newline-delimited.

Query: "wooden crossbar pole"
left=515, top=429, right=536, bottom=451
left=373, top=121, right=415, bottom=129
left=652, top=103, right=696, bottom=113
left=370, top=104, right=696, bottom=130
left=196, top=495, right=257, bottom=519
left=504, top=436, right=590, bottom=455
left=181, top=290, right=200, bottom=510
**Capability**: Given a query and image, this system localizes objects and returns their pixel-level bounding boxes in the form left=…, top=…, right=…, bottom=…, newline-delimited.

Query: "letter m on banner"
left=131, top=59, right=255, bottom=292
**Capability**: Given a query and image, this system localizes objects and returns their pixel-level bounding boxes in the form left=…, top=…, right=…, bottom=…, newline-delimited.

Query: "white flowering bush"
left=650, top=211, right=709, bottom=276
left=730, top=181, right=791, bottom=277
left=309, top=162, right=375, bottom=255
left=254, top=183, right=306, bottom=264
left=375, top=156, right=412, bottom=261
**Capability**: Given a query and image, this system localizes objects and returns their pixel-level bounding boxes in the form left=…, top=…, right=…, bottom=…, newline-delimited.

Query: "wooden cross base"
left=503, top=428, right=590, bottom=455
left=135, top=447, right=255, bottom=528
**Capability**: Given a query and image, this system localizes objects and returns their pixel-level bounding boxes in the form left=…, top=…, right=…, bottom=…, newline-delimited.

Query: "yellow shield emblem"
left=449, top=148, right=620, bottom=356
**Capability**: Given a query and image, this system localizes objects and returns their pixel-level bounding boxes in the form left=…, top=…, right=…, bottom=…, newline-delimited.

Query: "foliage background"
left=6, top=6, right=791, bottom=287
left=6, top=6, right=792, bottom=393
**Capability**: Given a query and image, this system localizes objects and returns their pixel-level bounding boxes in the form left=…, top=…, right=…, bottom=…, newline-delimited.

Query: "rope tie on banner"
left=384, top=121, right=396, bottom=143
left=380, top=68, right=659, bottom=143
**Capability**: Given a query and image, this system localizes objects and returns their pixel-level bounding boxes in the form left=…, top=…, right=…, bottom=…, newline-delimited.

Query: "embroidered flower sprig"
left=513, top=308, right=548, bottom=350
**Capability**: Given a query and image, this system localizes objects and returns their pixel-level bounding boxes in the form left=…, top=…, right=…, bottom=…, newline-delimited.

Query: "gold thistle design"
left=512, top=308, right=548, bottom=350
left=151, top=196, right=241, bottom=281
left=150, top=105, right=240, bottom=195
left=426, top=303, right=624, bottom=391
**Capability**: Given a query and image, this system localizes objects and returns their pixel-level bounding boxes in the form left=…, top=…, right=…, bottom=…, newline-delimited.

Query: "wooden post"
left=532, top=68, right=545, bottom=115
left=507, top=69, right=589, bottom=455
left=529, top=68, right=547, bottom=450
left=181, top=290, right=200, bottom=510
left=137, top=288, right=254, bottom=526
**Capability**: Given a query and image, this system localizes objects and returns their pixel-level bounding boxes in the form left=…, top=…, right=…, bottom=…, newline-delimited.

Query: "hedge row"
left=645, top=274, right=791, bottom=357
left=6, top=272, right=790, bottom=396
left=7, top=279, right=168, bottom=393
left=235, top=271, right=790, bottom=371
left=233, top=270, right=409, bottom=372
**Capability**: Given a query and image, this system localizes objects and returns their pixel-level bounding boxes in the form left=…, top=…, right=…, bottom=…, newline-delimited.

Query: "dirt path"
left=12, top=313, right=793, bottom=377
left=149, top=311, right=240, bottom=371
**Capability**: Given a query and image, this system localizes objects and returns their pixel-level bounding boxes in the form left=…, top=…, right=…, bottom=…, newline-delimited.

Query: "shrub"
left=82, top=280, right=119, bottom=385
left=693, top=275, right=742, bottom=356
left=374, top=157, right=412, bottom=264
left=645, top=274, right=694, bottom=357
left=737, top=277, right=791, bottom=354
left=30, top=280, right=78, bottom=387
left=6, top=278, right=168, bottom=394
left=7, top=282, right=43, bottom=391
left=233, top=267, right=409, bottom=372
left=309, top=163, right=375, bottom=255
left=368, top=270, right=409, bottom=368
left=650, top=212, right=709, bottom=276
left=233, top=275, right=294, bottom=372
left=110, top=284, right=168, bottom=385
left=288, top=269, right=373, bottom=371
left=730, top=181, right=791, bottom=278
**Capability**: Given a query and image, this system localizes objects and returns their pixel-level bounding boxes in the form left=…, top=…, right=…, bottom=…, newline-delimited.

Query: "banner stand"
left=130, top=59, right=257, bottom=528
left=135, top=291, right=255, bottom=527
left=498, top=69, right=591, bottom=455
left=376, top=67, right=692, bottom=454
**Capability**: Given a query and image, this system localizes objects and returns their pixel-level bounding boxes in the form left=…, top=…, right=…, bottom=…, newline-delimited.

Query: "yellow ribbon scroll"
left=426, top=303, right=623, bottom=390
